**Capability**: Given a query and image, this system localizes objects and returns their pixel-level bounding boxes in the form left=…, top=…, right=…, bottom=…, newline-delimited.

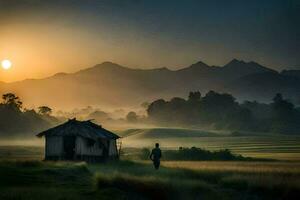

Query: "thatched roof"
left=37, top=118, right=120, bottom=140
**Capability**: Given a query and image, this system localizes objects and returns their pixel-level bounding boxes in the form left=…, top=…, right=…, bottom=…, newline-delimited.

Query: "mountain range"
left=0, top=59, right=299, bottom=109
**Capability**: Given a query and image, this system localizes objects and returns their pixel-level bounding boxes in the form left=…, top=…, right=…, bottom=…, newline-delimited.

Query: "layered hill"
left=0, top=60, right=299, bottom=109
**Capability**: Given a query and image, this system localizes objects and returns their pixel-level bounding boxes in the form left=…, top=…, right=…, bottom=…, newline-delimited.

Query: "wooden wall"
left=45, top=136, right=63, bottom=157
left=45, top=135, right=118, bottom=159
left=108, top=140, right=118, bottom=156
left=75, top=136, right=103, bottom=156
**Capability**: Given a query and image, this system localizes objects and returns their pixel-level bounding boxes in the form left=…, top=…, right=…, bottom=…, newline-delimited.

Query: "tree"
left=147, top=99, right=168, bottom=122
left=272, top=93, right=295, bottom=119
left=199, top=91, right=238, bottom=124
left=2, top=93, right=22, bottom=109
left=270, top=93, right=300, bottom=134
left=188, top=91, right=201, bottom=102
left=273, top=93, right=283, bottom=103
left=0, top=94, right=58, bottom=136
left=126, top=111, right=138, bottom=123
left=139, top=148, right=150, bottom=160
left=169, top=97, right=186, bottom=109
left=144, top=91, right=300, bottom=133
left=38, top=106, right=52, bottom=115
left=141, top=102, right=150, bottom=109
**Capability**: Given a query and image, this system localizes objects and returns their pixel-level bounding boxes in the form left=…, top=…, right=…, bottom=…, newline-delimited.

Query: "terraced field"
left=1, top=128, right=300, bottom=161
left=121, top=128, right=300, bottom=160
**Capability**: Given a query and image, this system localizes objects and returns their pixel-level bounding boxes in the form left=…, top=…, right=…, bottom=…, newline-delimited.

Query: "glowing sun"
left=1, top=60, right=12, bottom=70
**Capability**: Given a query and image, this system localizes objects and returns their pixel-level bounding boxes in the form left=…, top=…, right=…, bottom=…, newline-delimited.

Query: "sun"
left=1, top=60, right=12, bottom=70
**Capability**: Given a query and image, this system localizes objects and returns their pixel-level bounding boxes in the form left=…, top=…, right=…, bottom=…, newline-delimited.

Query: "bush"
left=163, top=147, right=255, bottom=161
left=15, top=160, right=43, bottom=167
left=139, top=148, right=150, bottom=160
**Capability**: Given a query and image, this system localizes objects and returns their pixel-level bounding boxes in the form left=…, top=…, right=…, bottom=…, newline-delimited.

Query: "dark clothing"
left=153, top=160, right=160, bottom=170
left=150, top=147, right=162, bottom=169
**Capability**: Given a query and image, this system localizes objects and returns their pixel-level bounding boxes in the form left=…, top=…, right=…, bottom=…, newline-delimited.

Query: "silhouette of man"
left=150, top=143, right=162, bottom=170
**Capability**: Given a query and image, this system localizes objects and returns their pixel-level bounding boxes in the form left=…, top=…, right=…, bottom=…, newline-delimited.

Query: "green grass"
left=1, top=159, right=299, bottom=200
left=73, top=160, right=300, bottom=199
left=0, top=160, right=93, bottom=200
left=0, top=145, right=44, bottom=161
left=1, top=129, right=300, bottom=199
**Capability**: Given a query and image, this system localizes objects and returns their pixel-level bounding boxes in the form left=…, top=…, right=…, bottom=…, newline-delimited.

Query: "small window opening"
left=87, top=138, right=95, bottom=147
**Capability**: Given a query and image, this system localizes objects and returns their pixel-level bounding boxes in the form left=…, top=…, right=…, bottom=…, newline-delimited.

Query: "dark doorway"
left=63, top=136, right=76, bottom=160
left=102, top=140, right=110, bottom=159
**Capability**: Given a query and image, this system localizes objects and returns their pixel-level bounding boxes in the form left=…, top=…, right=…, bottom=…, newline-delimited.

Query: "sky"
left=0, top=0, right=299, bottom=82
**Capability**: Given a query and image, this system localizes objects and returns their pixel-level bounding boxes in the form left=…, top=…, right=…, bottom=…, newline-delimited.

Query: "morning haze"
left=0, top=1, right=299, bottom=200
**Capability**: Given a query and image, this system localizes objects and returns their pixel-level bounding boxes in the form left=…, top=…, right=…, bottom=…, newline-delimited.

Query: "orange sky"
left=0, top=22, right=206, bottom=82
left=0, top=0, right=298, bottom=82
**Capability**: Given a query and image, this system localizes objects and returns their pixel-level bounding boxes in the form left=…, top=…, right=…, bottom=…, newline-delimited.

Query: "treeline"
left=163, top=147, right=266, bottom=161
left=0, top=93, right=60, bottom=137
left=139, top=147, right=265, bottom=161
left=146, top=91, right=300, bottom=134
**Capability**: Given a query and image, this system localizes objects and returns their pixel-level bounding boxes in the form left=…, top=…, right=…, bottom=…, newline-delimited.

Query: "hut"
left=37, top=118, right=120, bottom=162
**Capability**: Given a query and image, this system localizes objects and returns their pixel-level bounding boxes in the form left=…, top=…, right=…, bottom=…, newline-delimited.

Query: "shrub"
left=139, top=148, right=150, bottom=160
left=163, top=147, right=255, bottom=161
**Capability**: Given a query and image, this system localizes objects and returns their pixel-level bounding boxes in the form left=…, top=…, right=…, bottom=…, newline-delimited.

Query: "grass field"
left=0, top=128, right=300, bottom=199
left=0, top=159, right=299, bottom=200
left=2, top=128, right=299, bottom=161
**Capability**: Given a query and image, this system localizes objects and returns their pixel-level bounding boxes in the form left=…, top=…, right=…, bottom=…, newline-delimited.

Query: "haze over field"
left=0, top=60, right=300, bottom=110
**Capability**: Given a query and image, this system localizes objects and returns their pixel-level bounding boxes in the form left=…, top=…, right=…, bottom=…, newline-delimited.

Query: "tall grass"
left=0, top=155, right=300, bottom=199
left=92, top=160, right=300, bottom=199
left=95, top=173, right=173, bottom=199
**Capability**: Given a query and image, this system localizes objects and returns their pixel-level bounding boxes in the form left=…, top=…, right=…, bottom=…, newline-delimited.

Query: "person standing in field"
left=150, top=143, right=162, bottom=170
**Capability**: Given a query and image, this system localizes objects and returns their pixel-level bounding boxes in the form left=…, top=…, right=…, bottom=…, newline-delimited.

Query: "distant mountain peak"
left=97, top=61, right=123, bottom=68
left=226, top=59, right=246, bottom=66
left=90, top=61, right=129, bottom=71
left=225, top=59, right=267, bottom=68
left=223, top=59, right=277, bottom=74
left=194, top=60, right=209, bottom=66
left=187, top=61, right=210, bottom=69
left=100, top=61, right=118, bottom=65
left=53, top=72, right=68, bottom=77
left=1, top=59, right=296, bottom=110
